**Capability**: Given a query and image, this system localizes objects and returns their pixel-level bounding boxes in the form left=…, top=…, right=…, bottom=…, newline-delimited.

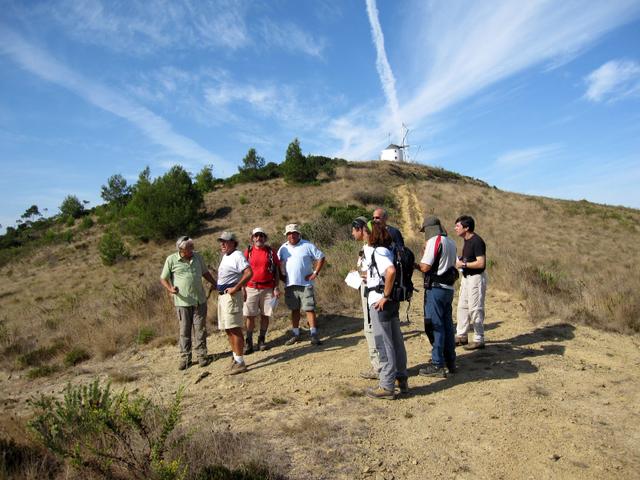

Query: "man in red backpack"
left=243, top=227, right=281, bottom=353
left=416, top=216, right=458, bottom=378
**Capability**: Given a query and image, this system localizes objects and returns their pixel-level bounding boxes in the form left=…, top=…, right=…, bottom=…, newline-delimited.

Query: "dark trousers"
left=425, top=287, right=455, bottom=368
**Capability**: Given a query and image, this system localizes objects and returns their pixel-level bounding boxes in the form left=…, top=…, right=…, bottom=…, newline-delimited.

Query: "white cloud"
left=330, top=0, right=640, bottom=160
left=496, top=144, right=562, bottom=168
left=584, top=59, right=640, bottom=102
left=365, top=0, right=400, bottom=126
left=259, top=19, right=326, bottom=58
left=0, top=27, right=224, bottom=168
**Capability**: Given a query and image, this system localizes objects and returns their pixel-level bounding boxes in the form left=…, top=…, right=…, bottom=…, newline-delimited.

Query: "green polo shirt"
left=160, top=252, right=208, bottom=307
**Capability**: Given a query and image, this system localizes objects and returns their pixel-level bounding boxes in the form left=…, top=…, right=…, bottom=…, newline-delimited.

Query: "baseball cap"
left=217, top=231, right=237, bottom=241
left=284, top=223, right=300, bottom=234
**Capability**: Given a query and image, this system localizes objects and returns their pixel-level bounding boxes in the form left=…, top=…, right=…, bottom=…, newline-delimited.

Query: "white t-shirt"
left=364, top=245, right=394, bottom=306
left=278, top=239, right=325, bottom=287
left=420, top=234, right=457, bottom=290
left=217, top=250, right=250, bottom=287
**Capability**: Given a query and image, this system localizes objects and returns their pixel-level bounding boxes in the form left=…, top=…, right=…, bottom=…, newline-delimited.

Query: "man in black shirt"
left=454, top=215, right=487, bottom=350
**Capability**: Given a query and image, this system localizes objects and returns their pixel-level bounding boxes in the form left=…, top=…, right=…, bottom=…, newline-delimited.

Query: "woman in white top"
left=363, top=222, right=408, bottom=399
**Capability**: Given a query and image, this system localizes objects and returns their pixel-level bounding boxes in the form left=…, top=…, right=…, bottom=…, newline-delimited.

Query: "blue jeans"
left=424, top=287, right=455, bottom=368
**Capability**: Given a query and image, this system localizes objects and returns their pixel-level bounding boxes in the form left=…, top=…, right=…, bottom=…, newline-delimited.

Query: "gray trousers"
left=176, top=303, right=208, bottom=361
left=370, top=300, right=408, bottom=391
left=361, top=285, right=381, bottom=372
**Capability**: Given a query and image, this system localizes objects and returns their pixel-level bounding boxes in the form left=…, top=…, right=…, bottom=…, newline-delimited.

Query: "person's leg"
left=468, top=273, right=487, bottom=343
left=428, top=289, right=446, bottom=367
left=177, top=306, right=194, bottom=368
left=441, top=289, right=456, bottom=370
left=423, top=289, right=434, bottom=345
left=362, top=286, right=381, bottom=373
left=456, top=276, right=471, bottom=339
left=370, top=305, right=397, bottom=392
left=193, top=303, right=208, bottom=362
left=386, top=302, right=407, bottom=379
left=226, top=327, right=244, bottom=356
left=291, top=309, right=301, bottom=328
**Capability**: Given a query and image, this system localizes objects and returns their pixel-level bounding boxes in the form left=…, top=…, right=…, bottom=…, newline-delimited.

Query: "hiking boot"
left=244, top=340, right=254, bottom=355
left=198, top=356, right=212, bottom=368
left=284, top=335, right=301, bottom=346
left=178, top=358, right=191, bottom=371
left=419, top=364, right=447, bottom=378
left=227, top=361, right=248, bottom=375
left=446, top=364, right=457, bottom=375
left=396, top=377, right=409, bottom=394
left=455, top=335, right=468, bottom=346
left=359, top=369, right=379, bottom=380
left=365, top=386, right=395, bottom=400
left=463, top=342, right=485, bottom=351
left=310, top=333, right=322, bottom=346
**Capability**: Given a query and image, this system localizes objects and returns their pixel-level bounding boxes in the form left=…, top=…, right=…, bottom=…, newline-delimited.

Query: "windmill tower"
left=380, top=124, right=410, bottom=162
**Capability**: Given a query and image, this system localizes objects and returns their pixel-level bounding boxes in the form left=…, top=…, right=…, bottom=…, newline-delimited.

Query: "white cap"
left=284, top=223, right=300, bottom=234
left=252, top=227, right=267, bottom=236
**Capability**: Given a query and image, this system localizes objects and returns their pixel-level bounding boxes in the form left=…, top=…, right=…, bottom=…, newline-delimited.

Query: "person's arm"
left=308, top=257, right=326, bottom=281
left=373, top=265, right=396, bottom=311
left=202, top=270, right=216, bottom=286
left=160, top=258, right=178, bottom=294
left=160, top=277, right=179, bottom=295
left=463, top=255, right=485, bottom=270
left=226, top=267, right=253, bottom=295
left=417, top=262, right=432, bottom=273
left=273, top=261, right=281, bottom=298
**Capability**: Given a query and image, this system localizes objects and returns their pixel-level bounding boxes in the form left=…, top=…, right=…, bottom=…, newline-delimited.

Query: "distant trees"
left=101, top=174, right=132, bottom=210
left=282, top=138, right=318, bottom=183
left=125, top=166, right=204, bottom=241
left=240, top=148, right=265, bottom=171
left=59, top=195, right=85, bottom=219
left=194, top=165, right=216, bottom=194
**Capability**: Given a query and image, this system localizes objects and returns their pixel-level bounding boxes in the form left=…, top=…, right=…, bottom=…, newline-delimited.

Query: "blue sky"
left=1, top=0, right=640, bottom=230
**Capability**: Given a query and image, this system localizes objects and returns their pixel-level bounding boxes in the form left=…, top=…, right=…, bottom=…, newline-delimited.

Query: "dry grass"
left=1, top=161, right=639, bottom=378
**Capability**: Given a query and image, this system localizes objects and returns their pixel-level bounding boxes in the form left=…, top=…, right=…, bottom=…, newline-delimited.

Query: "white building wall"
left=380, top=147, right=403, bottom=161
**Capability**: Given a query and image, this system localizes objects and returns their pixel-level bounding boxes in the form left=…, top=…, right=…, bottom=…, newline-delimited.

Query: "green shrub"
left=65, top=215, right=75, bottom=227
left=136, top=326, right=155, bottom=345
left=195, top=165, right=216, bottom=194
left=29, top=379, right=185, bottom=480
left=321, top=204, right=369, bottom=226
left=18, top=343, right=64, bottom=368
left=239, top=195, right=248, bottom=205
left=64, top=347, right=91, bottom=367
left=59, top=195, right=85, bottom=219
left=99, top=230, right=130, bottom=266
left=299, top=217, right=350, bottom=247
left=101, top=174, right=132, bottom=209
left=79, top=216, right=94, bottom=230
left=27, top=365, right=60, bottom=379
left=125, top=166, right=204, bottom=241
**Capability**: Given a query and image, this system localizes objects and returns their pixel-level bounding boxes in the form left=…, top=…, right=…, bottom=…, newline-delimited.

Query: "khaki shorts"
left=217, top=290, right=243, bottom=330
left=284, top=285, right=316, bottom=312
left=243, top=287, right=276, bottom=317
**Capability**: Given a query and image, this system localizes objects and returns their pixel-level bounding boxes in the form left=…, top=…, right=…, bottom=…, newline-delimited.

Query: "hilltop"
left=1, top=161, right=639, bottom=479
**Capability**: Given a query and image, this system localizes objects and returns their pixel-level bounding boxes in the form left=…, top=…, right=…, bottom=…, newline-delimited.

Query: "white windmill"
left=380, top=124, right=411, bottom=162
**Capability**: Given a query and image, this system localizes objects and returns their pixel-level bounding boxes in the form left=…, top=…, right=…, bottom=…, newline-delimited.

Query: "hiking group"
left=160, top=208, right=487, bottom=399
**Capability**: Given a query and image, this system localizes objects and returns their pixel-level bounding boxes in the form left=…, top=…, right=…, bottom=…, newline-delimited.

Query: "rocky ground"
left=2, top=287, right=639, bottom=480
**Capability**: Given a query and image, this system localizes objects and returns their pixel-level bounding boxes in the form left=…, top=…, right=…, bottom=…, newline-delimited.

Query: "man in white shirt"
left=278, top=224, right=325, bottom=346
left=216, top=231, right=253, bottom=375
left=416, top=216, right=458, bottom=378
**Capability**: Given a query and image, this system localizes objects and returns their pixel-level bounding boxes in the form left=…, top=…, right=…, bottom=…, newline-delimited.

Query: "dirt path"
left=2, top=286, right=639, bottom=479
left=397, top=184, right=422, bottom=242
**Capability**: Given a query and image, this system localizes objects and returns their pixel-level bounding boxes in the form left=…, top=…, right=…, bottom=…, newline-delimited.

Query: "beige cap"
left=217, top=231, right=237, bottom=241
left=284, top=223, right=300, bottom=234
left=252, top=227, right=267, bottom=236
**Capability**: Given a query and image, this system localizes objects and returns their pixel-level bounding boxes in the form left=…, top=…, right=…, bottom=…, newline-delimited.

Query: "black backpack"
left=424, top=235, right=459, bottom=289
left=369, top=244, right=416, bottom=302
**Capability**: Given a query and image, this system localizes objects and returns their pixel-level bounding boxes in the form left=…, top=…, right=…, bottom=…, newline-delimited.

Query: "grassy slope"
left=1, top=161, right=638, bottom=372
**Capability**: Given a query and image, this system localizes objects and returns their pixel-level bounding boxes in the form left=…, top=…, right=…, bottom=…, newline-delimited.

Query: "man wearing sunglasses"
left=160, top=236, right=216, bottom=370
left=242, top=227, right=281, bottom=353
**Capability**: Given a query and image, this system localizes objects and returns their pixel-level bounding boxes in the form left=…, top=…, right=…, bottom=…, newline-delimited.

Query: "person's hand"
left=305, top=272, right=318, bottom=281
left=225, top=286, right=238, bottom=295
left=455, top=258, right=465, bottom=269
left=242, top=288, right=247, bottom=302
left=373, top=297, right=388, bottom=311
left=168, top=286, right=179, bottom=295
left=273, top=287, right=281, bottom=299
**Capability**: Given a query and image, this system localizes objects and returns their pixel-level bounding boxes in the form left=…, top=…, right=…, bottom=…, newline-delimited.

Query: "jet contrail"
left=365, top=0, right=401, bottom=128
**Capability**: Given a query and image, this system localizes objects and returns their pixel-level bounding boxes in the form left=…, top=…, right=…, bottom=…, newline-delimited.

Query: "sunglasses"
left=253, top=233, right=266, bottom=238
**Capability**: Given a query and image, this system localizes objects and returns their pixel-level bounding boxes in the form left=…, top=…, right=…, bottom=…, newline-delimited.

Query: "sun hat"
left=284, top=223, right=300, bottom=235
left=252, top=227, right=267, bottom=237
left=217, top=231, right=237, bottom=242
left=420, top=216, right=446, bottom=238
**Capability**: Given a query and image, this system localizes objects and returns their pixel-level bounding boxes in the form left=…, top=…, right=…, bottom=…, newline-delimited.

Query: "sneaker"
left=446, top=364, right=457, bottom=374
left=359, top=369, right=379, bottom=380
left=284, top=335, right=301, bottom=346
left=244, top=340, right=254, bottom=355
left=227, top=361, right=248, bottom=375
left=455, top=335, right=468, bottom=346
left=198, top=356, right=212, bottom=368
left=463, top=342, right=485, bottom=351
left=257, top=337, right=268, bottom=351
left=365, top=386, right=395, bottom=400
left=178, top=359, right=191, bottom=371
left=310, top=333, right=322, bottom=346
left=396, top=377, right=409, bottom=394
left=419, top=364, right=447, bottom=378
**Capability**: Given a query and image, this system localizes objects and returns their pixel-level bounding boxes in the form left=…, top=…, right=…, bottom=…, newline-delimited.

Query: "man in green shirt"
left=160, top=236, right=216, bottom=370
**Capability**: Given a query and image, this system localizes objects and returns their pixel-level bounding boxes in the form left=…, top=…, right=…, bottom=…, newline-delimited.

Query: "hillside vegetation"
left=1, top=160, right=639, bottom=479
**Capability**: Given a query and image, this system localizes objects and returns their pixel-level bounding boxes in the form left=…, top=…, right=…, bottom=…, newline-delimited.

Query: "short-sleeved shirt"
left=421, top=234, right=457, bottom=290
left=217, top=250, right=250, bottom=287
left=278, top=239, right=324, bottom=287
left=244, top=246, right=280, bottom=289
left=160, top=252, right=208, bottom=307
left=387, top=225, right=405, bottom=249
left=461, top=233, right=486, bottom=275
left=364, top=245, right=394, bottom=306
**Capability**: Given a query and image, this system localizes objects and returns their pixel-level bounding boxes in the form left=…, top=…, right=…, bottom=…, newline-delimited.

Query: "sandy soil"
left=2, top=285, right=640, bottom=480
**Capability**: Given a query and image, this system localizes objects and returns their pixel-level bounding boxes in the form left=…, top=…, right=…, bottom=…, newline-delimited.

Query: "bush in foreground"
left=99, top=230, right=130, bottom=266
